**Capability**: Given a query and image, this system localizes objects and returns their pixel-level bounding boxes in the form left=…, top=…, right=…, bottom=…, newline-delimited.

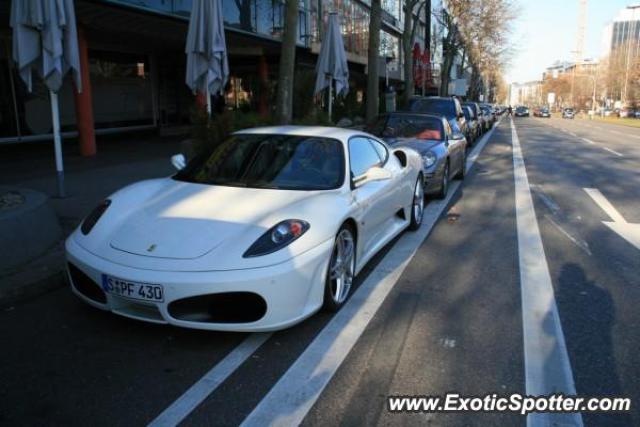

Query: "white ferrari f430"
left=65, top=126, right=425, bottom=331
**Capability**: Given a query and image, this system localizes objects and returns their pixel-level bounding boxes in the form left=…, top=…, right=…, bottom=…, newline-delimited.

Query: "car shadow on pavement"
left=554, top=262, right=633, bottom=427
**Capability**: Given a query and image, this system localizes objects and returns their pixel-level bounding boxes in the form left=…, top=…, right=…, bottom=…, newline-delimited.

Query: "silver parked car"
left=367, top=112, right=467, bottom=199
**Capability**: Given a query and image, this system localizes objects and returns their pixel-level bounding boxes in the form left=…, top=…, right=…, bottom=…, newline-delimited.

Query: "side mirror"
left=171, top=153, right=186, bottom=171
left=353, top=166, right=392, bottom=188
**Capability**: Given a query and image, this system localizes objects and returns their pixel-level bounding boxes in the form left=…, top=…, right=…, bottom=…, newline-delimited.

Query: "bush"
left=190, top=108, right=275, bottom=154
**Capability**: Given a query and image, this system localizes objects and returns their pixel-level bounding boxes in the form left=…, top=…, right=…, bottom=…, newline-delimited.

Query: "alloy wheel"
left=413, top=178, right=424, bottom=225
left=328, top=229, right=355, bottom=304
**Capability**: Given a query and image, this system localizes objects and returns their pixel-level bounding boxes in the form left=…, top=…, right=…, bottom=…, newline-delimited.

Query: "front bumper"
left=65, top=236, right=334, bottom=331
left=421, top=161, right=446, bottom=194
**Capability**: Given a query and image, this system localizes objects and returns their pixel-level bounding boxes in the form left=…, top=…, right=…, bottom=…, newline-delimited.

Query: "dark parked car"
left=408, top=96, right=468, bottom=142
left=462, top=106, right=479, bottom=143
left=479, top=105, right=494, bottom=131
left=515, top=106, right=530, bottom=117
left=539, top=107, right=550, bottom=118
left=367, top=112, right=467, bottom=199
left=480, top=103, right=497, bottom=123
left=463, top=101, right=485, bottom=135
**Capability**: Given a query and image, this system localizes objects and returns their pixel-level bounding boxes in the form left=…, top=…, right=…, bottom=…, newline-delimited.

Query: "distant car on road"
left=515, top=106, right=530, bottom=117
left=562, top=108, right=575, bottom=119
left=367, top=112, right=467, bottom=199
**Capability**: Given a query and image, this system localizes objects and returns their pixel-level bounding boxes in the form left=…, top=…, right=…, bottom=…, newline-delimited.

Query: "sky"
left=507, top=0, right=633, bottom=83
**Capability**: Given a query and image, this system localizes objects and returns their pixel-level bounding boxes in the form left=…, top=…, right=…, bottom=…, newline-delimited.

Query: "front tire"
left=323, top=225, right=356, bottom=312
left=408, top=176, right=424, bottom=231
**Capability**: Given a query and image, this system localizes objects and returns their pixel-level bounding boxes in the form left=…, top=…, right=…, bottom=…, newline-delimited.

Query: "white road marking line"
left=582, top=138, right=595, bottom=145
left=602, top=147, right=623, bottom=157
left=608, top=129, right=640, bottom=139
left=584, top=188, right=640, bottom=250
left=569, top=132, right=577, bottom=137
left=510, top=118, right=583, bottom=427
left=583, top=188, right=626, bottom=223
left=544, top=215, right=592, bottom=256
left=148, top=333, right=271, bottom=427
left=240, top=121, right=501, bottom=427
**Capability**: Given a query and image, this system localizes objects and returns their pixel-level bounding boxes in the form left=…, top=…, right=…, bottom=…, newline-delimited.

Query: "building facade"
left=0, top=0, right=431, bottom=145
left=602, top=4, right=640, bottom=57
left=509, top=81, right=543, bottom=107
left=601, top=5, right=640, bottom=104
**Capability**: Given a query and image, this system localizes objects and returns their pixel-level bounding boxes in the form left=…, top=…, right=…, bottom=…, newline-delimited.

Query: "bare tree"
left=366, top=0, right=383, bottom=121
left=434, top=0, right=516, bottom=99
left=275, top=0, right=299, bottom=124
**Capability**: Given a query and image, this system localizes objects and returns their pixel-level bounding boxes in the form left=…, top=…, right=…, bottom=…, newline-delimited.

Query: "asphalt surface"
left=1, top=117, right=638, bottom=426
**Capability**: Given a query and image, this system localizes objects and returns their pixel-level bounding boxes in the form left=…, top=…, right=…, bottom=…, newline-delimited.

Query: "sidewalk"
left=0, top=132, right=183, bottom=307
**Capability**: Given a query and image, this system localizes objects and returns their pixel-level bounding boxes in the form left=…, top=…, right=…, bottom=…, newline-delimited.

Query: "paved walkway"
left=0, top=132, right=183, bottom=306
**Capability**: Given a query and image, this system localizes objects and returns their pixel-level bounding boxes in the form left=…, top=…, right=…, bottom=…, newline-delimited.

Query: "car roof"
left=234, top=125, right=363, bottom=141
left=410, top=96, right=455, bottom=102
left=383, top=111, right=445, bottom=121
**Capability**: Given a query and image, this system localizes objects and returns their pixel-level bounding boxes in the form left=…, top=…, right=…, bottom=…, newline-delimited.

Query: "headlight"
left=422, top=151, right=437, bottom=168
left=243, top=219, right=310, bottom=258
left=81, top=199, right=111, bottom=235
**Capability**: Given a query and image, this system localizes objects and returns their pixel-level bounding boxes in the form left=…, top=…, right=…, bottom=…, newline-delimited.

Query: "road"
left=1, top=116, right=638, bottom=426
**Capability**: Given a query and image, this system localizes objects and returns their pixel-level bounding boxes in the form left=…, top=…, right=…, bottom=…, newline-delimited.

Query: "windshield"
left=409, top=98, right=456, bottom=118
left=367, top=115, right=444, bottom=141
left=173, top=134, right=344, bottom=190
left=463, top=103, right=477, bottom=116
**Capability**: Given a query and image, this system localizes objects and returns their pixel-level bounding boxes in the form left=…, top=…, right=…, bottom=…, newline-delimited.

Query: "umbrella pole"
left=50, top=91, right=65, bottom=198
left=328, top=79, right=332, bottom=123
left=206, top=86, right=212, bottom=116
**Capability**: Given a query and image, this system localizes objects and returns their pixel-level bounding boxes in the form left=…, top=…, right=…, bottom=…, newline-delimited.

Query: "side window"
left=368, top=138, right=388, bottom=164
left=349, top=137, right=382, bottom=177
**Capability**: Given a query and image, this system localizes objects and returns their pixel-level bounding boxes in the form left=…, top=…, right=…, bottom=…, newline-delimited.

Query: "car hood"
left=384, top=137, right=441, bottom=153
left=74, top=178, right=346, bottom=271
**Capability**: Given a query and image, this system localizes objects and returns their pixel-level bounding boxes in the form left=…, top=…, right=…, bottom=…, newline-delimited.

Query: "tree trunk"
left=402, top=3, right=414, bottom=107
left=275, top=0, right=299, bottom=124
left=440, top=30, right=456, bottom=96
left=366, top=0, right=382, bottom=122
left=469, top=66, right=481, bottom=100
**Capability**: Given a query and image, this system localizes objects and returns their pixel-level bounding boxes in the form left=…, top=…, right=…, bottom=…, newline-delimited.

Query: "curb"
left=0, top=269, right=67, bottom=310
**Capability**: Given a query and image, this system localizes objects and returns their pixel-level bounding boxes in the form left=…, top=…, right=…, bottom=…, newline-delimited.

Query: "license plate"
left=101, top=274, right=164, bottom=302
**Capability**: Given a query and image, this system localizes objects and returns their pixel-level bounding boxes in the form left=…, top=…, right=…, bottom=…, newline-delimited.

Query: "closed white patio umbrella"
left=314, top=13, right=349, bottom=122
left=185, top=0, right=229, bottom=116
left=10, top=0, right=82, bottom=198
